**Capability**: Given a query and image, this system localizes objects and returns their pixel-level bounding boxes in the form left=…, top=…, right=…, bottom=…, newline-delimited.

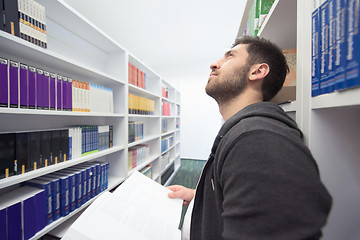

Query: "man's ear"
left=248, top=63, right=270, bottom=81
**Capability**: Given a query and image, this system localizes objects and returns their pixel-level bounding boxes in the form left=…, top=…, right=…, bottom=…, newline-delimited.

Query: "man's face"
left=205, top=44, right=251, bottom=103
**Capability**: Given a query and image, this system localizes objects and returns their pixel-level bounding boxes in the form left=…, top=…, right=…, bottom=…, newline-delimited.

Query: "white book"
left=61, top=171, right=182, bottom=240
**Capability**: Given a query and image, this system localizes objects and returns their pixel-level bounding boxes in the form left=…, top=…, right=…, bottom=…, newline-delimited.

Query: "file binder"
left=19, top=63, right=28, bottom=108
left=0, top=58, right=9, bottom=107
left=28, top=66, right=36, bottom=109
left=9, top=60, right=19, bottom=108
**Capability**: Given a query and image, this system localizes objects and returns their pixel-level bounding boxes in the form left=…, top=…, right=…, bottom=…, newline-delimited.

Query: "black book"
left=60, top=129, right=69, bottom=162
left=41, top=131, right=52, bottom=167
left=15, top=132, right=30, bottom=174
left=0, top=133, right=15, bottom=179
left=29, top=131, right=41, bottom=170
left=3, top=0, right=20, bottom=37
left=51, top=130, right=61, bottom=164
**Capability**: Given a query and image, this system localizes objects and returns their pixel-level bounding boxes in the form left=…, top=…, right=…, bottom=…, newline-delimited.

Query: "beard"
left=205, top=63, right=251, bottom=104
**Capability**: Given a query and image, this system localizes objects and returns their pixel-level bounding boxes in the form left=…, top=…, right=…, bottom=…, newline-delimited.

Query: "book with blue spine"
left=320, top=0, right=330, bottom=95
left=24, top=179, right=54, bottom=225
left=59, top=168, right=83, bottom=208
left=327, top=0, right=337, bottom=93
left=334, top=0, right=347, bottom=90
left=37, top=176, right=61, bottom=221
left=346, top=0, right=360, bottom=89
left=52, top=172, right=77, bottom=212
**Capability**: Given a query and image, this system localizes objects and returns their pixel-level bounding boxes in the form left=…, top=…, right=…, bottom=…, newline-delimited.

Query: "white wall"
left=179, top=80, right=221, bottom=160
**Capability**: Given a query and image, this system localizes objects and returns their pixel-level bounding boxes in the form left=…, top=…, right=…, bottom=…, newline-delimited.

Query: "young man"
left=168, top=36, right=332, bottom=240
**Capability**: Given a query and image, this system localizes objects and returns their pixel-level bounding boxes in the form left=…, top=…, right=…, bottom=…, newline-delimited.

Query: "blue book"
left=0, top=205, right=5, bottom=240
left=80, top=163, right=101, bottom=197
left=25, top=179, right=54, bottom=225
left=37, top=176, right=61, bottom=221
left=59, top=169, right=83, bottom=208
left=334, top=0, right=347, bottom=90
left=69, top=166, right=88, bottom=203
left=320, top=0, right=330, bottom=95
left=346, top=0, right=360, bottom=89
left=0, top=197, right=22, bottom=240
left=52, top=172, right=77, bottom=212
left=0, top=58, right=8, bottom=107
left=44, top=174, right=70, bottom=216
left=326, top=0, right=337, bottom=93
left=1, top=186, right=46, bottom=240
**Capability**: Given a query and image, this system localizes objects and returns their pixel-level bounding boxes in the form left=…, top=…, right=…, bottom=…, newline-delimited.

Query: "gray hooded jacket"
left=190, top=102, right=332, bottom=240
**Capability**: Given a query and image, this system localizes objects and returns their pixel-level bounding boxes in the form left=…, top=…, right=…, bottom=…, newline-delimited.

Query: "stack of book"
left=128, top=145, right=150, bottom=171
left=312, top=0, right=360, bottom=96
left=1, top=0, right=47, bottom=48
left=0, top=126, right=113, bottom=179
left=128, top=121, right=144, bottom=143
left=0, top=57, right=114, bottom=113
left=243, top=0, right=275, bottom=36
left=162, top=101, right=171, bottom=116
left=128, top=63, right=146, bottom=89
left=128, top=94, right=155, bottom=115
left=161, top=136, right=174, bottom=153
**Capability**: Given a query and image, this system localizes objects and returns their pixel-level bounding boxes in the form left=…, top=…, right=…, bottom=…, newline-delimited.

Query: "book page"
left=62, top=171, right=182, bottom=240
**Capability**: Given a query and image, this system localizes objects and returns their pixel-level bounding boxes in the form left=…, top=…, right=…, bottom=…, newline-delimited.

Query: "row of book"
left=160, top=152, right=170, bottom=172
left=128, top=121, right=144, bottom=143
left=1, top=0, right=47, bottom=48
left=0, top=162, right=109, bottom=240
left=140, top=165, right=152, bottom=179
left=244, top=0, right=275, bottom=36
left=161, top=86, right=169, bottom=98
left=311, top=0, right=360, bottom=96
left=73, top=81, right=114, bottom=113
left=162, top=119, right=169, bottom=133
left=128, top=145, right=150, bottom=171
left=161, top=136, right=174, bottom=153
left=0, top=57, right=114, bottom=113
left=128, top=94, right=155, bottom=115
left=128, top=63, right=147, bottom=89
left=0, top=125, right=113, bottom=179
left=162, top=101, right=171, bottom=116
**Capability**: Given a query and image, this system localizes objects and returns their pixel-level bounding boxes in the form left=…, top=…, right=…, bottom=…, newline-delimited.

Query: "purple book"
left=36, top=69, right=44, bottom=109
left=62, top=77, right=67, bottom=111
left=43, top=71, right=50, bottom=110
left=9, top=61, right=19, bottom=108
left=67, top=78, right=72, bottom=111
left=19, top=63, right=28, bottom=108
left=50, top=73, right=56, bottom=110
left=28, top=67, right=36, bottom=109
left=0, top=207, right=5, bottom=240
left=57, top=75, right=62, bottom=111
left=0, top=58, right=8, bottom=107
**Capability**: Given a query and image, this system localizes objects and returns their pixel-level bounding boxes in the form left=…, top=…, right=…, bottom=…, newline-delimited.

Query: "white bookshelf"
left=0, top=0, right=181, bottom=239
left=239, top=1, right=360, bottom=239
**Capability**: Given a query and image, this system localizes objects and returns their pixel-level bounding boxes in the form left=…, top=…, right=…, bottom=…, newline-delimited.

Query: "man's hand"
left=167, top=185, right=195, bottom=206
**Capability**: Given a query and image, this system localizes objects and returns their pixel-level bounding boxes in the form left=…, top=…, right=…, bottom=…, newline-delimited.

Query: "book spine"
left=19, top=63, right=28, bottom=108
left=9, top=60, right=19, bottom=108
left=327, top=0, right=337, bottom=93
left=320, top=0, right=330, bottom=95
left=36, top=68, right=44, bottom=109
left=346, top=0, right=360, bottom=88
left=43, top=71, right=50, bottom=110
left=0, top=58, right=8, bottom=107
left=50, top=73, right=56, bottom=110
left=334, top=0, right=347, bottom=90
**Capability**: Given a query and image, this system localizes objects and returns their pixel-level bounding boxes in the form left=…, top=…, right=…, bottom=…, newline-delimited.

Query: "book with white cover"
left=61, top=171, right=183, bottom=240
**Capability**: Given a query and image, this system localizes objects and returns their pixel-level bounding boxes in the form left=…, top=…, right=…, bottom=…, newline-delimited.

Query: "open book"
left=61, top=171, right=183, bottom=240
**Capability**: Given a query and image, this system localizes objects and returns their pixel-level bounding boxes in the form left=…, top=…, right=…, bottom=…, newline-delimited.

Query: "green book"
left=259, top=0, right=275, bottom=31
left=247, top=0, right=256, bottom=36
left=254, top=0, right=260, bottom=35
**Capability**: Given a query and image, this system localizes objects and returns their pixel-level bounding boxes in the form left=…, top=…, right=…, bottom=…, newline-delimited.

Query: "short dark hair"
left=232, top=36, right=289, bottom=101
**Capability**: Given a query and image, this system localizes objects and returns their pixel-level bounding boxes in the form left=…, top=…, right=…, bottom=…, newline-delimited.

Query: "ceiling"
left=63, top=0, right=247, bottom=87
